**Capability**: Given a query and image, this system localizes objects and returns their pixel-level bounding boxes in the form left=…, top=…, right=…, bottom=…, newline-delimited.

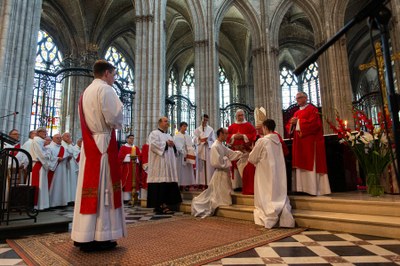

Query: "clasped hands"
left=167, top=140, right=175, bottom=147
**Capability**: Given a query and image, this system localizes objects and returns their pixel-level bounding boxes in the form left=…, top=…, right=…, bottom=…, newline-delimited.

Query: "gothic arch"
left=215, top=0, right=262, bottom=47
left=270, top=0, right=324, bottom=50
left=185, top=0, right=207, bottom=41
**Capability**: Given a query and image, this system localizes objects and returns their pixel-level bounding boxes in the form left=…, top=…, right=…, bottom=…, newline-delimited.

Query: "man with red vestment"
left=227, top=109, right=257, bottom=193
left=118, top=134, right=141, bottom=202
left=71, top=60, right=126, bottom=252
left=287, top=92, right=331, bottom=196
left=140, top=141, right=149, bottom=199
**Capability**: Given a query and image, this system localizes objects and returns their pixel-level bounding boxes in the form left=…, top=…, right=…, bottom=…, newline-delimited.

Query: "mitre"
left=254, top=107, right=267, bottom=127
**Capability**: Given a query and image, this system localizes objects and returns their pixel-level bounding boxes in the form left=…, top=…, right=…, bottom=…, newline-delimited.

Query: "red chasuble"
left=47, top=146, right=65, bottom=190
left=227, top=122, right=257, bottom=194
left=286, top=104, right=327, bottom=173
left=78, top=95, right=122, bottom=214
left=141, top=144, right=149, bottom=189
left=118, top=145, right=142, bottom=192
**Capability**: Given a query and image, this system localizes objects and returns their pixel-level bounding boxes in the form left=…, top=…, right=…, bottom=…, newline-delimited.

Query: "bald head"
left=62, top=132, right=72, bottom=144
left=52, top=134, right=62, bottom=145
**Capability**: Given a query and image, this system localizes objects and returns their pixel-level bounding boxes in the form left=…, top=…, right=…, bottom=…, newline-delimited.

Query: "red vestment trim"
left=9, top=143, right=20, bottom=156
left=47, top=146, right=65, bottom=190
left=32, top=161, right=42, bottom=205
left=78, top=94, right=122, bottom=214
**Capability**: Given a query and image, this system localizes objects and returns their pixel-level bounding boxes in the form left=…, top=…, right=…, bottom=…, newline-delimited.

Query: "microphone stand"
left=294, top=0, right=400, bottom=186
left=0, top=112, right=18, bottom=119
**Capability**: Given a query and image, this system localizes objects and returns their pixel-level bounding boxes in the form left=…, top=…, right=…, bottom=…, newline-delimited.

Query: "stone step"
left=183, top=191, right=400, bottom=217
left=178, top=200, right=400, bottom=239
left=293, top=209, right=400, bottom=239
left=289, top=194, right=400, bottom=217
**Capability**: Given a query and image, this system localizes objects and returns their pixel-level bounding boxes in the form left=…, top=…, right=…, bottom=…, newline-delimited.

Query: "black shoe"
left=80, top=241, right=117, bottom=252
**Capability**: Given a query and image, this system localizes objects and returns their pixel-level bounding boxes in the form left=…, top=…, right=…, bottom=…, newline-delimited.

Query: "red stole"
left=32, top=161, right=42, bottom=205
left=47, top=146, right=65, bottom=190
left=10, top=143, right=20, bottom=156
left=78, top=94, right=122, bottom=214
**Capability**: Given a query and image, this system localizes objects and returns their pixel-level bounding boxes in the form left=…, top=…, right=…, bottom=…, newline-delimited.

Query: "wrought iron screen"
left=165, top=95, right=197, bottom=136
left=220, top=103, right=254, bottom=128
left=113, top=82, right=135, bottom=141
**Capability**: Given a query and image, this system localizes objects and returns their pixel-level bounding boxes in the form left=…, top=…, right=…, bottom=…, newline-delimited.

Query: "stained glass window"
left=219, top=66, right=230, bottom=108
left=168, top=68, right=178, bottom=97
left=105, top=46, right=134, bottom=91
left=301, top=62, right=321, bottom=107
left=181, top=66, right=195, bottom=103
left=31, top=30, right=63, bottom=135
left=35, top=31, right=62, bottom=72
left=280, top=66, right=299, bottom=109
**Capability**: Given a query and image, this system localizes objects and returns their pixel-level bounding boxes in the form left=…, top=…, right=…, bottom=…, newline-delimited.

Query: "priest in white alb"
left=48, top=134, right=70, bottom=207
left=249, top=119, right=295, bottom=229
left=193, top=114, right=215, bottom=188
left=147, top=117, right=182, bottom=214
left=30, top=127, right=58, bottom=210
left=174, top=121, right=196, bottom=190
left=191, top=128, right=242, bottom=218
left=62, top=132, right=79, bottom=203
left=71, top=60, right=126, bottom=252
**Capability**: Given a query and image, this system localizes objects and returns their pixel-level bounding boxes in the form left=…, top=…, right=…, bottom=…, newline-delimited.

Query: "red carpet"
left=7, top=215, right=304, bottom=266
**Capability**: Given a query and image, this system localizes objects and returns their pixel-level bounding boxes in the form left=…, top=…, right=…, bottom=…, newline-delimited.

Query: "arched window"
left=219, top=66, right=230, bottom=108
left=301, top=62, right=321, bottom=107
left=31, top=30, right=63, bottom=135
left=167, top=68, right=178, bottom=97
left=280, top=66, right=298, bottom=109
left=105, top=46, right=134, bottom=91
left=35, top=31, right=62, bottom=72
left=181, top=66, right=195, bottom=103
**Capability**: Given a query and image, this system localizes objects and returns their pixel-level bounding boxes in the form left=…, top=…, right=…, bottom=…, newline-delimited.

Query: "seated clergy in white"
left=62, top=132, right=79, bottom=203
left=30, top=127, right=58, bottom=210
left=173, top=121, right=196, bottom=190
left=191, top=128, right=242, bottom=218
left=248, top=119, right=295, bottom=229
left=48, top=134, right=71, bottom=207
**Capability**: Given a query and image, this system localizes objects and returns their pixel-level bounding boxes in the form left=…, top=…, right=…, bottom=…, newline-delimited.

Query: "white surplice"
left=48, top=141, right=69, bottom=207
left=71, top=79, right=126, bottom=243
left=193, top=125, right=215, bottom=185
left=30, top=136, right=58, bottom=210
left=62, top=140, right=79, bottom=202
left=191, top=140, right=242, bottom=218
left=147, top=129, right=178, bottom=183
left=173, top=132, right=195, bottom=186
left=248, top=134, right=295, bottom=229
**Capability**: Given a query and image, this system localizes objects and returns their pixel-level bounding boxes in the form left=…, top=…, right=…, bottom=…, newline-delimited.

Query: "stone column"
left=135, top=0, right=167, bottom=145
left=0, top=0, right=42, bottom=140
left=60, top=46, right=98, bottom=141
left=194, top=39, right=219, bottom=128
left=318, top=41, right=353, bottom=132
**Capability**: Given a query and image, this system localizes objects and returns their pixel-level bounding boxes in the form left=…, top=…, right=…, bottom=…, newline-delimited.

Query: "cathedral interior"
left=1, top=1, right=400, bottom=265
left=1, top=0, right=399, bottom=146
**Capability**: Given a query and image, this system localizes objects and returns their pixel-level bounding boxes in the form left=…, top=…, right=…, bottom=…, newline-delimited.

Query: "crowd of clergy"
left=4, top=128, right=81, bottom=210
left=4, top=90, right=329, bottom=230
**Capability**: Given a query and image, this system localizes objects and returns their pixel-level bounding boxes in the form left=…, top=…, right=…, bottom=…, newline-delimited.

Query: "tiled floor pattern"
left=0, top=206, right=399, bottom=266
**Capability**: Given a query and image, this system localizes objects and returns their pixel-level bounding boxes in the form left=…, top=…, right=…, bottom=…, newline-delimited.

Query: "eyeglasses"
left=295, top=96, right=306, bottom=100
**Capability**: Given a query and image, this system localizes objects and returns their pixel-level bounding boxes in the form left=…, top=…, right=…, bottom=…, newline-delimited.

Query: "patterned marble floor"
left=0, top=205, right=399, bottom=266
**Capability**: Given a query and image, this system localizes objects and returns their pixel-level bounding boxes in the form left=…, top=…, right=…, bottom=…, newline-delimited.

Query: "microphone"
left=0, top=111, right=19, bottom=119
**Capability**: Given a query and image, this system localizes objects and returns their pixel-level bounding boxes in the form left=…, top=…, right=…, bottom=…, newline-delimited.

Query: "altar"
left=284, top=134, right=358, bottom=192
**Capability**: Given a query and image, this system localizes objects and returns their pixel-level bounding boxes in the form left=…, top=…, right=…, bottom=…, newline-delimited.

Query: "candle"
left=344, top=120, right=348, bottom=129
left=131, top=146, right=136, bottom=156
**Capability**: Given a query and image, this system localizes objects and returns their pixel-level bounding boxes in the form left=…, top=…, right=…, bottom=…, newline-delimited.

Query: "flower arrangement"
left=326, top=107, right=392, bottom=196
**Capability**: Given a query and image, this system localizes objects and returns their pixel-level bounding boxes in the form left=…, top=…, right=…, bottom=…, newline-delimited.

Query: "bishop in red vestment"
left=227, top=109, right=257, bottom=193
